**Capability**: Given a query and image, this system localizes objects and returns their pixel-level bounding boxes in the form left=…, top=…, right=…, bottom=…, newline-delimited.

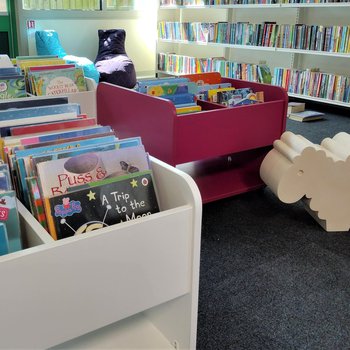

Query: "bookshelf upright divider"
left=157, top=2, right=350, bottom=107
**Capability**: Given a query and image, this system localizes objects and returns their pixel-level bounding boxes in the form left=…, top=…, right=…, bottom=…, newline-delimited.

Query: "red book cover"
left=28, top=64, right=76, bottom=72
left=10, top=116, right=96, bottom=136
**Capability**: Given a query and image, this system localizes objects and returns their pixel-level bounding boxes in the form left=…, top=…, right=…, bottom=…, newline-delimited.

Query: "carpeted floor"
left=196, top=104, right=350, bottom=350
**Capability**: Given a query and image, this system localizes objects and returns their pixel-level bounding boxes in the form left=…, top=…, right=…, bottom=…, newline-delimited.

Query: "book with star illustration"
left=45, top=170, right=160, bottom=240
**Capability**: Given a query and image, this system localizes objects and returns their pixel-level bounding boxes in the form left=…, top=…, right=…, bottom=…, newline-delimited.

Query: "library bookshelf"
left=96, top=78, right=288, bottom=203
left=0, top=157, right=202, bottom=350
left=157, top=2, right=350, bottom=107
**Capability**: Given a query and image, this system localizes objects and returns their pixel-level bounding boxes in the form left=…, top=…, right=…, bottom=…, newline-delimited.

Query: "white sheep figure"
left=260, top=131, right=350, bottom=232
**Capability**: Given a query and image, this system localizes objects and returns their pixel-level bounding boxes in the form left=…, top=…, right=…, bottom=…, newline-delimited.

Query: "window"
left=0, top=0, right=7, bottom=12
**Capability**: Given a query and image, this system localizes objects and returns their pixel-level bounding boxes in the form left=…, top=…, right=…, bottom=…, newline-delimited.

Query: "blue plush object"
left=35, top=30, right=100, bottom=83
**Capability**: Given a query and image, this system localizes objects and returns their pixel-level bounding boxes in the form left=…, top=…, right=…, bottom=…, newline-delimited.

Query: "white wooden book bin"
left=260, top=131, right=350, bottom=232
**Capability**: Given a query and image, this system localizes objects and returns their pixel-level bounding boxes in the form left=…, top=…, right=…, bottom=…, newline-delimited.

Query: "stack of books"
left=287, top=101, right=325, bottom=122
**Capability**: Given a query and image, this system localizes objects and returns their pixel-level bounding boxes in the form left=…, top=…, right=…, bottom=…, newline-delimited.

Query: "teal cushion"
left=35, top=30, right=100, bottom=83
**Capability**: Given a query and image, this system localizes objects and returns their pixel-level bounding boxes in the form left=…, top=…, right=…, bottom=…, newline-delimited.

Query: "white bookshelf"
left=157, top=2, right=350, bottom=106
left=0, top=157, right=202, bottom=350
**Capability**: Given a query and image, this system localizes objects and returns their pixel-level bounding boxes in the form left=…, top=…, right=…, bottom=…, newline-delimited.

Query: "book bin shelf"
left=0, top=157, right=202, bottom=350
left=97, top=78, right=288, bottom=203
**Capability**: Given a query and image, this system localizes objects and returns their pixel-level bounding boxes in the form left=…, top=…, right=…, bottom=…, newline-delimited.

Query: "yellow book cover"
left=176, top=105, right=202, bottom=115
left=44, top=196, right=58, bottom=240
left=207, top=87, right=235, bottom=102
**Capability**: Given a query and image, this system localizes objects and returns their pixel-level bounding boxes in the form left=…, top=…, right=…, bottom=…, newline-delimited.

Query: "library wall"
left=14, top=0, right=158, bottom=77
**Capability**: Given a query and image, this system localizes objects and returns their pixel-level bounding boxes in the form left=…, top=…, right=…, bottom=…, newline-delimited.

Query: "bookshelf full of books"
left=158, top=0, right=350, bottom=106
left=0, top=56, right=202, bottom=349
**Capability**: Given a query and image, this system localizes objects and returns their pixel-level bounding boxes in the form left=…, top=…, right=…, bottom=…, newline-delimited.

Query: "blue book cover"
left=0, top=191, right=22, bottom=253
left=0, top=102, right=81, bottom=122
left=14, top=134, right=117, bottom=159
left=0, top=223, right=9, bottom=256
left=160, top=92, right=196, bottom=105
left=20, top=125, right=113, bottom=146
left=0, top=67, right=21, bottom=76
left=136, top=77, right=190, bottom=93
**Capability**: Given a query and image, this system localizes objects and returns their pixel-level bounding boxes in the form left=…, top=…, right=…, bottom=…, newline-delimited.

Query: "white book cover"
left=36, top=145, right=150, bottom=197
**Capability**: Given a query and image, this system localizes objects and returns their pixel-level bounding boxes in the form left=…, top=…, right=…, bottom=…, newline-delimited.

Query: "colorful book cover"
left=46, top=170, right=159, bottom=240
left=0, top=75, right=27, bottom=99
left=0, top=223, right=9, bottom=256
left=0, top=67, right=21, bottom=76
left=30, top=67, right=87, bottom=96
left=160, top=93, right=196, bottom=105
left=176, top=104, right=202, bottom=115
left=19, top=125, right=113, bottom=146
left=37, top=144, right=150, bottom=198
left=136, top=77, right=190, bottom=93
left=0, top=191, right=22, bottom=253
left=16, top=138, right=118, bottom=208
left=26, top=177, right=48, bottom=231
left=0, top=102, right=81, bottom=122
left=10, top=117, right=96, bottom=136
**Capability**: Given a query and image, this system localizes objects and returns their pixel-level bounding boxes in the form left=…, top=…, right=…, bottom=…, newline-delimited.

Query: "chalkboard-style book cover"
left=47, top=170, right=160, bottom=240
left=0, top=191, right=22, bottom=253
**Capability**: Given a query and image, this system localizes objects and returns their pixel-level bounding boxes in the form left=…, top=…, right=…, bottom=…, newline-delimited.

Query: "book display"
left=157, top=1, right=350, bottom=107
left=97, top=73, right=288, bottom=203
left=0, top=84, right=201, bottom=348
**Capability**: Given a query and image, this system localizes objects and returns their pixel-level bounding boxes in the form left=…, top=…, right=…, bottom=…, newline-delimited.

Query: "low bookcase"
left=96, top=78, right=288, bottom=203
left=0, top=157, right=202, bottom=350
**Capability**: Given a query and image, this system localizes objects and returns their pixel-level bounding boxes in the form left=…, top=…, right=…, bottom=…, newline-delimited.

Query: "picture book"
left=19, top=125, right=113, bottom=146
left=10, top=117, right=96, bottom=136
left=207, top=87, right=236, bottom=102
left=288, top=102, right=305, bottom=114
left=288, top=110, right=325, bottom=122
left=0, top=191, right=22, bottom=253
left=0, top=75, right=27, bottom=99
left=0, top=54, right=14, bottom=69
left=216, top=88, right=259, bottom=107
left=0, top=95, right=69, bottom=111
left=160, top=92, right=196, bottom=105
left=29, top=67, right=87, bottom=96
left=176, top=104, right=202, bottom=115
left=46, top=170, right=159, bottom=240
left=26, top=177, right=48, bottom=230
left=36, top=144, right=150, bottom=198
left=182, top=72, right=222, bottom=85
left=146, top=82, right=198, bottom=96
left=136, top=77, right=190, bottom=93
left=0, top=163, right=12, bottom=191
left=0, top=102, right=81, bottom=122
left=0, top=67, right=21, bottom=76
left=0, top=223, right=9, bottom=256
left=196, top=82, right=232, bottom=100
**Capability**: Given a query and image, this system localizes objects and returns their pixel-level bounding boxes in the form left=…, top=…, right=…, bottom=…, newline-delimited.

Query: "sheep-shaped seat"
left=260, top=131, right=350, bottom=232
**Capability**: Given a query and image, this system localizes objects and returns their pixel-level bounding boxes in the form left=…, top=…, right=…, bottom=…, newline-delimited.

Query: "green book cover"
left=0, top=76, right=26, bottom=99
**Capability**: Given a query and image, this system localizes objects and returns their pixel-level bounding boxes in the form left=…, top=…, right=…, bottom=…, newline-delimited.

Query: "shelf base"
left=51, top=313, right=174, bottom=349
left=177, top=147, right=270, bottom=203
